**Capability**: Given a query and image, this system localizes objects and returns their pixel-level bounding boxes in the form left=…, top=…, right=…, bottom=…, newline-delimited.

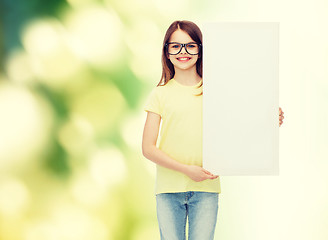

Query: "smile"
left=176, top=57, right=191, bottom=61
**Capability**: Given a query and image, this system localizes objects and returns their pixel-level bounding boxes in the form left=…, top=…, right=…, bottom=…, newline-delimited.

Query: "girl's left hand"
left=279, top=107, right=284, bottom=127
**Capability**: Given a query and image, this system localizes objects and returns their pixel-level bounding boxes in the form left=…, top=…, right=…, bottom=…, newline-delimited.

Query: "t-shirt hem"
left=154, top=189, right=221, bottom=196
left=144, top=108, right=161, bottom=116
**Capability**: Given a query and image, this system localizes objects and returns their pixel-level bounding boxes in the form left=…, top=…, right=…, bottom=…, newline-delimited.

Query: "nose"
left=180, top=44, right=187, bottom=54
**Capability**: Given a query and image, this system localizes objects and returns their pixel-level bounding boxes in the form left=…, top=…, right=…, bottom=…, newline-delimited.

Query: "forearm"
left=142, top=145, right=188, bottom=175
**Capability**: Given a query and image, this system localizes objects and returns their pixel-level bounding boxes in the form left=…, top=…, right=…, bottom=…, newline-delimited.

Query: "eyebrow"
left=167, top=41, right=198, bottom=44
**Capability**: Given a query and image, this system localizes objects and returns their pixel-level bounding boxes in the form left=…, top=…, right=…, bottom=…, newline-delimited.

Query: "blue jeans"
left=156, top=191, right=219, bottom=240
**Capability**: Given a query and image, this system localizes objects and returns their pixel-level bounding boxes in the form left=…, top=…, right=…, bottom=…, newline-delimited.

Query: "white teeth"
left=178, top=57, right=190, bottom=60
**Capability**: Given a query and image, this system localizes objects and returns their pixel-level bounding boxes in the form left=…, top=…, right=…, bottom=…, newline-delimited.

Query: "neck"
left=173, top=67, right=202, bottom=86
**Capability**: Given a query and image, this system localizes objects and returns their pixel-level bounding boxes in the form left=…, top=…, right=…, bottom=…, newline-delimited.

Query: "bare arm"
left=142, top=111, right=218, bottom=182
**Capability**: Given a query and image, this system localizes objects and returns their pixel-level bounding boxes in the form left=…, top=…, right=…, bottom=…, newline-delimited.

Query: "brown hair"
left=157, top=20, right=203, bottom=95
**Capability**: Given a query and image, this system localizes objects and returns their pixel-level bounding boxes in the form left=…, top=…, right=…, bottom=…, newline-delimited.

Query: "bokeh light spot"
left=89, top=146, right=127, bottom=188
left=21, top=18, right=84, bottom=87
left=64, top=5, right=122, bottom=69
left=5, top=50, right=34, bottom=84
left=0, top=178, right=30, bottom=216
left=70, top=171, right=107, bottom=206
left=0, top=83, right=53, bottom=171
left=69, top=82, right=126, bottom=135
left=58, top=114, right=95, bottom=157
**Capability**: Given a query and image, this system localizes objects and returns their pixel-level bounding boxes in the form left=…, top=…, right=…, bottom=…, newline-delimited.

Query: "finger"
left=205, top=172, right=215, bottom=177
left=202, top=168, right=212, bottom=175
left=203, top=168, right=219, bottom=178
left=209, top=172, right=218, bottom=177
left=209, top=175, right=219, bottom=179
left=204, top=174, right=215, bottom=180
left=204, top=171, right=218, bottom=178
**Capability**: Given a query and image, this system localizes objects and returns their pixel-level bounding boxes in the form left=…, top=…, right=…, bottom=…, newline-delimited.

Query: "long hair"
left=157, top=20, right=203, bottom=95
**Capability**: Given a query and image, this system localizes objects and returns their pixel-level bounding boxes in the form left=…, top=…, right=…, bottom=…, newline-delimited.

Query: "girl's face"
left=167, top=29, right=199, bottom=72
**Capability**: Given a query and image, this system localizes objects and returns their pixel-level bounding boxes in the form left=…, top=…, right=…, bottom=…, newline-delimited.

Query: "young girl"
left=142, top=20, right=284, bottom=240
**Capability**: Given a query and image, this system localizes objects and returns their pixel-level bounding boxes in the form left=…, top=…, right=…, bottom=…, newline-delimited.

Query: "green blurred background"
left=0, top=0, right=327, bottom=239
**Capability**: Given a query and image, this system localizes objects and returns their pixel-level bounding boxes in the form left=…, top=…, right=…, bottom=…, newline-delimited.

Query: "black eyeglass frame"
left=165, top=42, right=202, bottom=55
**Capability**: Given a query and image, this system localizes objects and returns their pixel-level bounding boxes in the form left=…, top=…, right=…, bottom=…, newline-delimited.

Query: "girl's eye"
left=171, top=44, right=180, bottom=48
left=187, top=44, right=197, bottom=48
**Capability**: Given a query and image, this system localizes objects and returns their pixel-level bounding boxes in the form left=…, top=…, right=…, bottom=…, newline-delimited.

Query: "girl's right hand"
left=184, top=165, right=219, bottom=182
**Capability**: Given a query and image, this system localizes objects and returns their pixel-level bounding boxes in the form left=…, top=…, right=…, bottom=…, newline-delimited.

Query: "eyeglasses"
left=165, top=42, right=201, bottom=55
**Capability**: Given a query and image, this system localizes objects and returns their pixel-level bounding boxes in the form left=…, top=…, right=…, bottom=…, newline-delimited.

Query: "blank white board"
left=202, top=22, right=279, bottom=175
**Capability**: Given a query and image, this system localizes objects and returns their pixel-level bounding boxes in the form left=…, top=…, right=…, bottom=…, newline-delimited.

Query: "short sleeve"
left=144, top=87, right=162, bottom=116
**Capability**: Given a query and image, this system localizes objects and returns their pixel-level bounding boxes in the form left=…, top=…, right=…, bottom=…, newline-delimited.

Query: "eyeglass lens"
left=167, top=43, right=199, bottom=55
